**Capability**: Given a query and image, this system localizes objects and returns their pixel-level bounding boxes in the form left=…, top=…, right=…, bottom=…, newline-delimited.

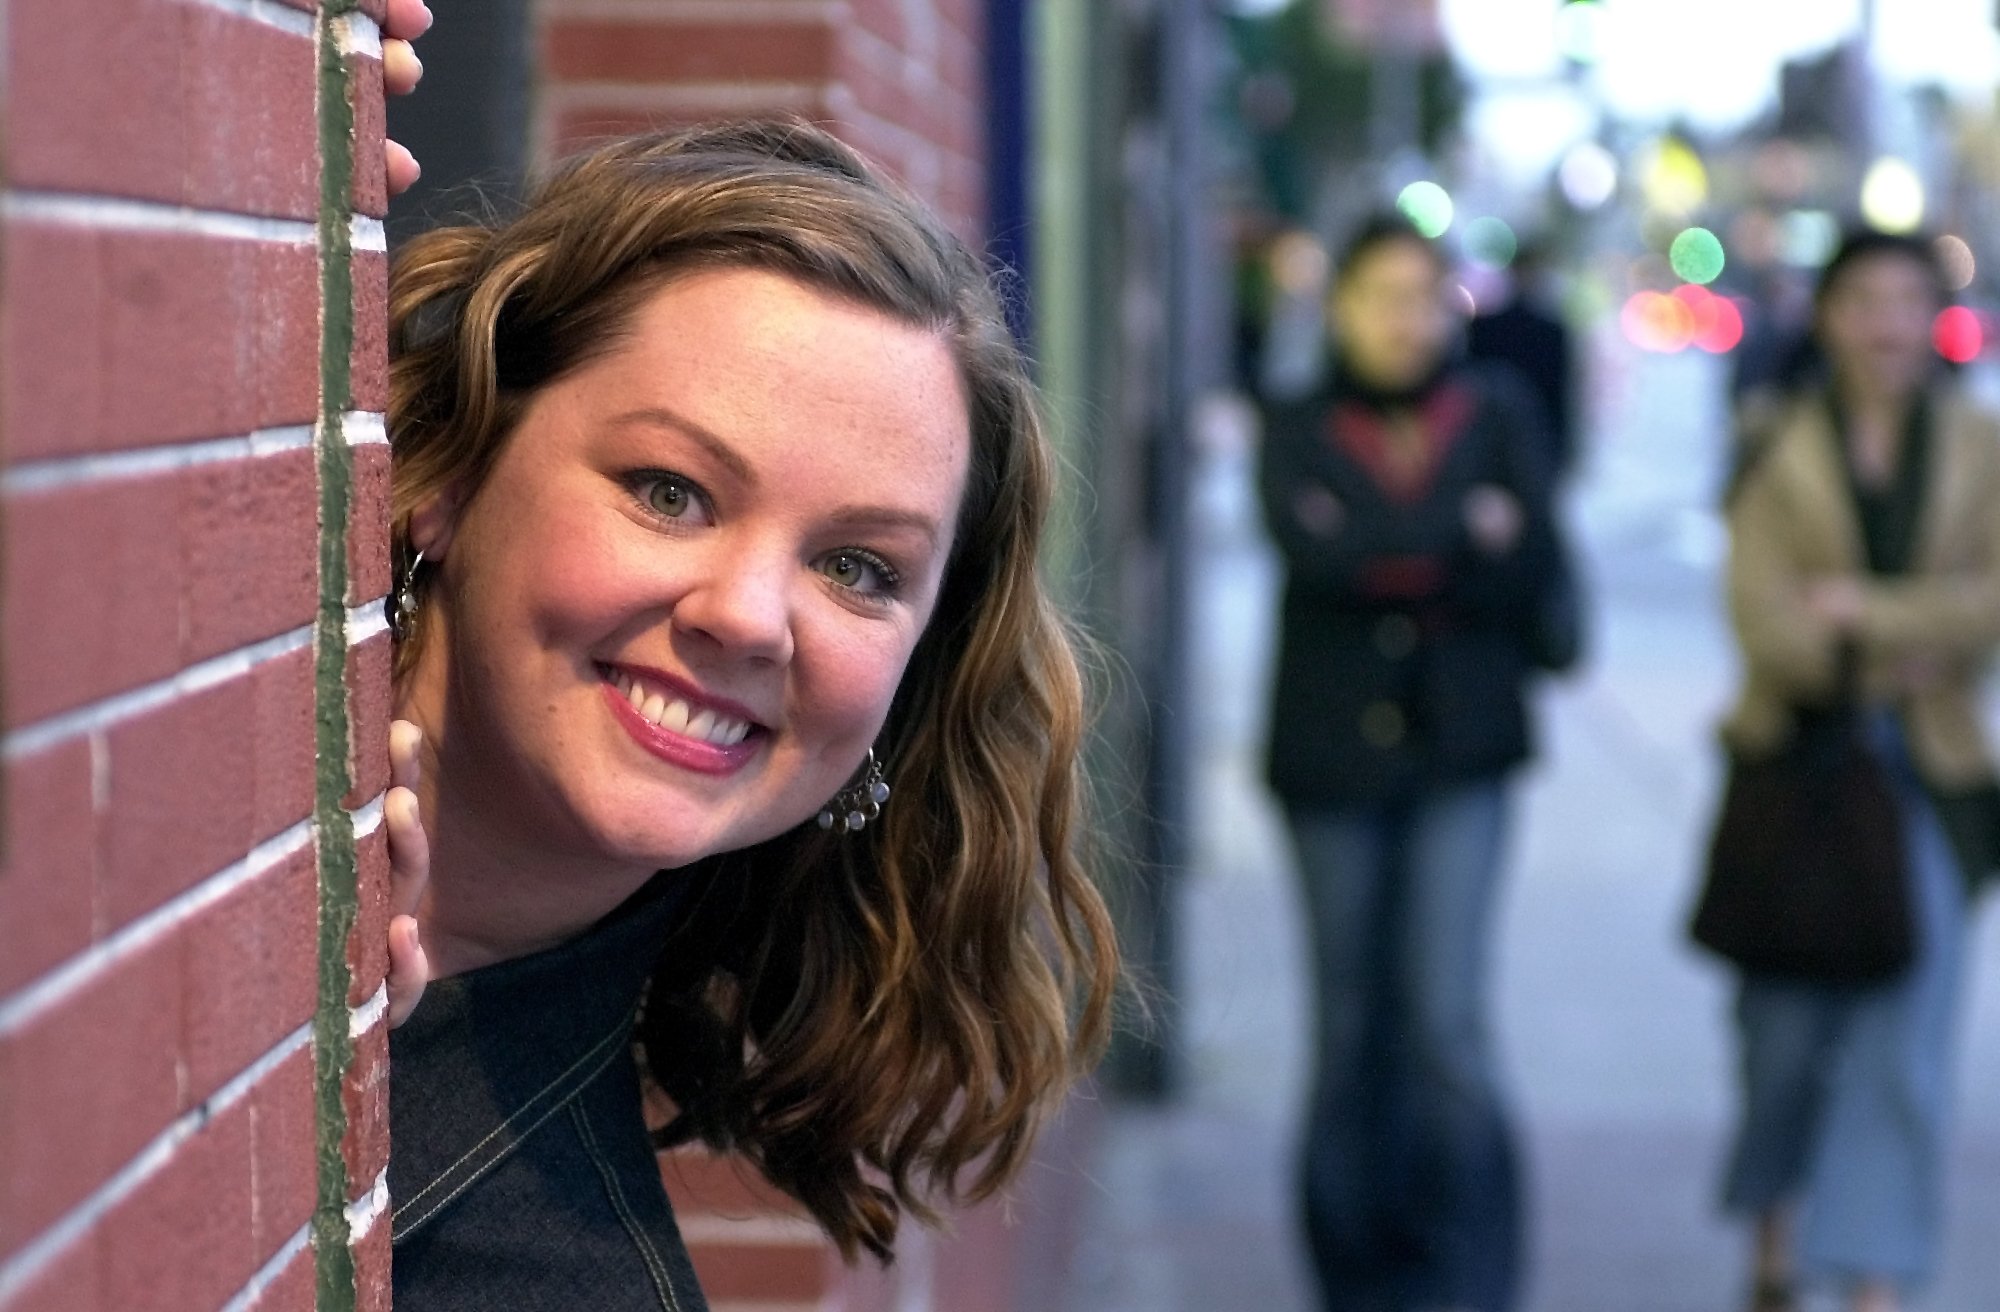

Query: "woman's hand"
left=1464, top=485, right=1524, bottom=555
left=1805, top=576, right=1867, bottom=633
left=386, top=719, right=433, bottom=1027
left=383, top=0, right=433, bottom=196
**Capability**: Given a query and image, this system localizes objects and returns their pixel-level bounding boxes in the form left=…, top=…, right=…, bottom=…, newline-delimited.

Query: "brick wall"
left=0, top=2, right=394, bottom=1310
left=537, top=0, right=988, bottom=240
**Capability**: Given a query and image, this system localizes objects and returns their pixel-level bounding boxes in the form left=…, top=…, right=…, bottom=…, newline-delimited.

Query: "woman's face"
left=1331, top=238, right=1452, bottom=390
left=1818, top=251, right=1941, bottom=402
left=402, top=267, right=971, bottom=874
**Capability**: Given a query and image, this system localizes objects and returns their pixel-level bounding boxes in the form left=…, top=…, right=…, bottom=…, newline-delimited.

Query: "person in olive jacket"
left=1258, top=214, right=1574, bottom=1312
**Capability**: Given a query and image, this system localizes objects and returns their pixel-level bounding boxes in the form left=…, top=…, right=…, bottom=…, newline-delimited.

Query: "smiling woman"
left=379, top=121, right=1118, bottom=1311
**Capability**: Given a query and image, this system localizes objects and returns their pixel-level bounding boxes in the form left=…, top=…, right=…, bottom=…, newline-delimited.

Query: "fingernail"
left=418, top=3, right=434, bottom=34
left=409, top=921, right=422, bottom=956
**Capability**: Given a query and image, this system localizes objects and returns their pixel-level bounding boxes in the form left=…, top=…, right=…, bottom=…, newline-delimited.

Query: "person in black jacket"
left=1259, top=215, right=1571, bottom=1312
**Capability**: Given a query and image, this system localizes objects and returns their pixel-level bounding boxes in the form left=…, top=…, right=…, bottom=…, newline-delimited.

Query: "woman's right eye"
left=647, top=477, right=695, bottom=518
left=622, top=470, right=713, bottom=527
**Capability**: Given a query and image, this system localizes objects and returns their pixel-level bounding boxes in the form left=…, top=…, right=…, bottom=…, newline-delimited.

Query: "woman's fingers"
left=389, top=718, right=424, bottom=793
left=385, top=721, right=431, bottom=1026
left=384, top=0, right=434, bottom=42
left=386, top=913, right=430, bottom=1028
left=380, top=0, right=432, bottom=197
left=383, top=38, right=423, bottom=97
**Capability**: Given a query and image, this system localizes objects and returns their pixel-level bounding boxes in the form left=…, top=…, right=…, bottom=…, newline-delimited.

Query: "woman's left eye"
left=819, top=550, right=900, bottom=597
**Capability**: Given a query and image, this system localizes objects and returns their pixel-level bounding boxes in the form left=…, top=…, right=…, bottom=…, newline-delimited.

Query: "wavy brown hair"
left=387, top=120, right=1118, bottom=1261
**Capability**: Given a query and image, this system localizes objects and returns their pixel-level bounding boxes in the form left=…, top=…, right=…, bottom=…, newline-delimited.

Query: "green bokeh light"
left=1397, top=182, right=1455, bottom=239
left=1669, top=227, right=1726, bottom=285
left=1464, top=216, right=1518, bottom=270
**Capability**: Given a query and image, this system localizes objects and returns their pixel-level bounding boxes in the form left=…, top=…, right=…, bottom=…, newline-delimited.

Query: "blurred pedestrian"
left=1710, top=229, right=2000, bottom=1312
left=1465, top=240, right=1577, bottom=478
left=1258, top=215, right=1576, bottom=1312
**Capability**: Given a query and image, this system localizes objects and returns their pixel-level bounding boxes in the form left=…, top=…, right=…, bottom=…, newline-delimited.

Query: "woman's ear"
left=408, top=487, right=463, bottom=561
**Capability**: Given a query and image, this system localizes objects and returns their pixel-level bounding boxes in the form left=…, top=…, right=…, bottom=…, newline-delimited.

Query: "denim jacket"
left=389, top=874, right=710, bottom=1311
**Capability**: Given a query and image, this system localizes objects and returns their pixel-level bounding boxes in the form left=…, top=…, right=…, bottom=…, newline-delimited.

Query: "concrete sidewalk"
left=1058, top=353, right=2000, bottom=1312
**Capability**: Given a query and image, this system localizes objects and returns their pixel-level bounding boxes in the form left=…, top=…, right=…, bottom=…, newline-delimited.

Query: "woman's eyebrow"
left=609, top=406, right=756, bottom=485
left=822, top=504, right=945, bottom=548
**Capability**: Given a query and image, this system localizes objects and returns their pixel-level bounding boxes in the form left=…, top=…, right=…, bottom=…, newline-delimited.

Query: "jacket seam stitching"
left=390, top=1012, right=634, bottom=1242
left=571, top=1100, right=683, bottom=1312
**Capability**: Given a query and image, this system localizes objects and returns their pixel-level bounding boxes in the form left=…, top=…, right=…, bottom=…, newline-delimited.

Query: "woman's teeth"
left=611, top=671, right=752, bottom=746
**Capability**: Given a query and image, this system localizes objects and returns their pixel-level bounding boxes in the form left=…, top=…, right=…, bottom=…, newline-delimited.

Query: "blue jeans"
left=1722, top=717, right=1970, bottom=1291
left=1288, top=781, right=1521, bottom=1312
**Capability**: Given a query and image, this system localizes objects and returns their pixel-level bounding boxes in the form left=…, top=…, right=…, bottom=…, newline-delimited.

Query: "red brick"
left=345, top=632, right=393, bottom=811
left=544, top=18, right=837, bottom=83
left=348, top=823, right=391, bottom=1008
left=4, top=477, right=180, bottom=726
left=354, top=1211, right=394, bottom=1312
left=350, top=53, right=389, bottom=219
left=181, top=6, right=321, bottom=217
left=98, top=1097, right=257, bottom=1312
left=849, top=0, right=911, bottom=50
left=1, top=224, right=104, bottom=460
left=351, top=248, right=390, bottom=414
left=0, top=740, right=97, bottom=996
left=250, top=1047, right=319, bottom=1258
left=254, top=645, right=320, bottom=837
left=344, top=1019, right=391, bottom=1199
left=255, top=240, right=326, bottom=432
left=3, top=226, right=320, bottom=462
left=6, top=0, right=318, bottom=218
left=661, top=1147, right=806, bottom=1219
left=180, top=449, right=321, bottom=667
left=241, top=1243, right=315, bottom=1312
left=348, top=437, right=393, bottom=606
left=100, top=233, right=301, bottom=447
left=97, top=648, right=314, bottom=931
left=180, top=851, right=317, bottom=1103
left=0, top=936, right=182, bottom=1253
left=0, top=1223, right=103, bottom=1312
left=685, top=1239, right=834, bottom=1302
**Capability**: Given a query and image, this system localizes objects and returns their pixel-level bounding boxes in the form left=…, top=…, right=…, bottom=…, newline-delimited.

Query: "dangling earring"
left=817, top=749, right=892, bottom=834
left=390, top=549, right=426, bottom=642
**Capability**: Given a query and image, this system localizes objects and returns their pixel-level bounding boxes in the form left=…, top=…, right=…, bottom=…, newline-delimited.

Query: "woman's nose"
left=669, top=544, right=795, bottom=665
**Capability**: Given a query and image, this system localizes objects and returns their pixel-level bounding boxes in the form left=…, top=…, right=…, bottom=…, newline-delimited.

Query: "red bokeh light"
left=1671, top=284, right=1745, bottom=354
left=1621, top=290, right=1694, bottom=353
left=1934, top=306, right=1983, bottom=364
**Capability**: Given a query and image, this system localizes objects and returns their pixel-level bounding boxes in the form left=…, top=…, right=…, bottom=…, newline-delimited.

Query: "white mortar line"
left=2, top=427, right=315, bottom=496
left=344, top=412, right=389, bottom=446
left=216, top=1223, right=313, bottom=1312
left=349, top=982, right=389, bottom=1041
left=0, top=822, right=315, bottom=1036
left=4, top=626, right=315, bottom=759
left=347, top=598, right=391, bottom=648
left=0, top=1024, right=313, bottom=1304
left=184, top=0, right=317, bottom=39
left=344, top=412, right=389, bottom=447
left=352, top=215, right=387, bottom=253
left=345, top=1169, right=392, bottom=1242
left=0, top=192, right=317, bottom=243
left=334, top=10, right=383, bottom=58
left=351, top=792, right=387, bottom=838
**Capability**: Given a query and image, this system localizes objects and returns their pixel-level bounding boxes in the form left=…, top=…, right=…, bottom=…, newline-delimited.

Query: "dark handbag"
left=1689, top=662, right=1913, bottom=984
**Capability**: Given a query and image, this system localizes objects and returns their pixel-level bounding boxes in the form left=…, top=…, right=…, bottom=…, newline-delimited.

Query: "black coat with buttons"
left=1258, top=364, right=1567, bottom=809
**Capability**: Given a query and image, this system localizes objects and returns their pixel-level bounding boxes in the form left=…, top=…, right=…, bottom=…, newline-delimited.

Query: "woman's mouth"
left=598, top=664, right=766, bottom=774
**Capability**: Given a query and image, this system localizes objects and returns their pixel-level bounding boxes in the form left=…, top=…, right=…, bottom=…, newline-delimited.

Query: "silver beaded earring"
left=816, top=749, right=892, bottom=834
left=390, top=549, right=426, bottom=642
